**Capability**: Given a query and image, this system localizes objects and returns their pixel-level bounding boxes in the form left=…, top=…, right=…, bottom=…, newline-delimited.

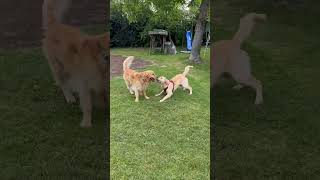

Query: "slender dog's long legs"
left=238, top=76, right=263, bottom=105
left=155, top=90, right=164, bottom=96
left=159, top=92, right=173, bottom=102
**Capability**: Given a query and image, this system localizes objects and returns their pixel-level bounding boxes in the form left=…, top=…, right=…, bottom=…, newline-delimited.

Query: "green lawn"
left=214, top=1, right=320, bottom=179
left=110, top=48, right=210, bottom=179
left=0, top=27, right=106, bottom=179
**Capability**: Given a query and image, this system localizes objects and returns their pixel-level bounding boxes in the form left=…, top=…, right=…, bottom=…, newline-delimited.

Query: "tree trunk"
left=189, top=0, right=210, bottom=64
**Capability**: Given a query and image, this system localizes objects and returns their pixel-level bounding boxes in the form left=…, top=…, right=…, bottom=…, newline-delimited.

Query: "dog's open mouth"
left=150, top=77, right=156, bottom=81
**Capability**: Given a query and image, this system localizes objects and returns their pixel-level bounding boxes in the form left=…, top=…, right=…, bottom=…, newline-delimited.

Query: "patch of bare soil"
left=110, top=55, right=152, bottom=78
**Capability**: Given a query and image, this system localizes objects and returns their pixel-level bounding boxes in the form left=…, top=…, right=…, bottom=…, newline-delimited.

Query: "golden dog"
left=122, top=56, right=156, bottom=102
left=42, top=0, right=109, bottom=127
left=156, top=66, right=193, bottom=102
left=212, top=13, right=266, bottom=105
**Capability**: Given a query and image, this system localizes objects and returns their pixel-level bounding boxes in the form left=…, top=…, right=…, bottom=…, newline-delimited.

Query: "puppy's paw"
left=145, top=96, right=150, bottom=99
left=130, top=91, right=134, bottom=95
left=135, top=99, right=139, bottom=102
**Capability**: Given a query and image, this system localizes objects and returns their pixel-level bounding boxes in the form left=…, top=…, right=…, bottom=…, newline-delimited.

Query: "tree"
left=188, top=0, right=209, bottom=64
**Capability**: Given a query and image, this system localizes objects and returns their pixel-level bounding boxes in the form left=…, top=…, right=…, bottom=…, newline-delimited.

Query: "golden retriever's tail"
left=232, top=13, right=266, bottom=45
left=123, top=56, right=134, bottom=72
left=182, top=66, right=193, bottom=76
left=42, top=0, right=71, bottom=30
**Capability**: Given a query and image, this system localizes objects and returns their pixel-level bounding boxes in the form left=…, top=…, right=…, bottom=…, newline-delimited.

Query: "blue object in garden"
left=186, top=31, right=192, bottom=51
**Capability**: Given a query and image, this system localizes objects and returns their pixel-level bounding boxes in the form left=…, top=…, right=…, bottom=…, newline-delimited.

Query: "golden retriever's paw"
left=145, top=96, right=150, bottom=99
left=80, top=120, right=92, bottom=128
left=130, top=91, right=134, bottom=95
left=135, top=99, right=139, bottom=102
left=159, top=100, right=165, bottom=102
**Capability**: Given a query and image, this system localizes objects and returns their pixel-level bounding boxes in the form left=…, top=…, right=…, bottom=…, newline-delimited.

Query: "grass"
left=214, top=1, right=320, bottom=179
left=110, top=48, right=210, bottom=179
left=0, top=26, right=106, bottom=179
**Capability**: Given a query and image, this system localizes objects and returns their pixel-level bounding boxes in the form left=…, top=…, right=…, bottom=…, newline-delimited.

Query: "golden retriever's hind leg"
left=79, top=87, right=92, bottom=127
left=143, top=90, right=150, bottom=99
left=125, top=80, right=134, bottom=94
left=134, top=89, right=139, bottom=102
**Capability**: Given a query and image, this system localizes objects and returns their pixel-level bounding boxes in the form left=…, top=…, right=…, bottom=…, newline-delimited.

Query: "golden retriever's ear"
left=81, top=39, right=100, bottom=55
left=81, top=32, right=109, bottom=54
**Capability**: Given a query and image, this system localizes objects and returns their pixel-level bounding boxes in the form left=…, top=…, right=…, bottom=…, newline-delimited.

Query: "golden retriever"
left=42, top=0, right=109, bottom=127
left=212, top=13, right=266, bottom=105
left=155, top=66, right=193, bottom=102
left=122, top=56, right=156, bottom=102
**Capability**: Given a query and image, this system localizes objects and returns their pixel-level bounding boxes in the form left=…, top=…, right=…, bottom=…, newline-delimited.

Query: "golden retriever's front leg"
left=79, top=87, right=92, bottom=127
left=155, top=90, right=164, bottom=96
left=143, top=90, right=150, bottom=99
left=134, top=89, right=139, bottom=102
left=61, top=85, right=76, bottom=103
left=159, top=92, right=173, bottom=102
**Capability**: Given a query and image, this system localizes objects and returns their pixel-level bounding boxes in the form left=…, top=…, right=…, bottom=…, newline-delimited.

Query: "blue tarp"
left=186, top=31, right=192, bottom=51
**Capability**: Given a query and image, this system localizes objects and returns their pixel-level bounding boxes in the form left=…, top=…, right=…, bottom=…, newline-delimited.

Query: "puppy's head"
left=143, top=70, right=156, bottom=82
left=156, top=76, right=167, bottom=84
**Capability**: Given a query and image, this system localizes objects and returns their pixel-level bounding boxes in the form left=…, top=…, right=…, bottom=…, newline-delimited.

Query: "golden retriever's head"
left=156, top=76, right=167, bottom=84
left=80, top=32, right=109, bottom=57
left=142, top=70, right=156, bottom=82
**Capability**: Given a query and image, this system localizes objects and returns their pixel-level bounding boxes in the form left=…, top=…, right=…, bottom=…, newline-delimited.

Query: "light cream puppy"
left=156, top=66, right=193, bottom=102
left=212, top=13, right=267, bottom=105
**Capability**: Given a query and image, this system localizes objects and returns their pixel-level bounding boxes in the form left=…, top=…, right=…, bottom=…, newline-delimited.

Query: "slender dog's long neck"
left=232, top=19, right=255, bottom=45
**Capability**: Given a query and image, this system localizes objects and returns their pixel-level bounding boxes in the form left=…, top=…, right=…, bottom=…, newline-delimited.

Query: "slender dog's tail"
left=123, top=56, right=134, bottom=72
left=42, top=0, right=71, bottom=30
left=232, top=13, right=266, bottom=45
left=182, top=66, right=193, bottom=76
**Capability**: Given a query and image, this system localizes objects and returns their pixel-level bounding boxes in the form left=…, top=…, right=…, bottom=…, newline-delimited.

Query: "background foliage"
left=110, top=0, right=208, bottom=47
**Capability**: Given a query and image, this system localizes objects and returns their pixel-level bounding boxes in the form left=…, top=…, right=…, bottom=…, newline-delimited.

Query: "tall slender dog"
left=212, top=13, right=266, bottom=105
left=156, top=66, right=193, bottom=102
left=42, top=0, right=109, bottom=127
